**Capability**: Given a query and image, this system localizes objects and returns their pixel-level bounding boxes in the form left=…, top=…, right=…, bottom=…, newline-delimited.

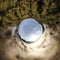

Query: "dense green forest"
left=0, top=0, right=60, bottom=30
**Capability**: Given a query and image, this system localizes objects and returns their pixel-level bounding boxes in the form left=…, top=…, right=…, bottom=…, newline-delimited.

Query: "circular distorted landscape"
left=0, top=0, right=60, bottom=60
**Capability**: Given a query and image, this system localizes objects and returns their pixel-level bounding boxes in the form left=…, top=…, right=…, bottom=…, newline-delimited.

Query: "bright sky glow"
left=18, top=18, right=43, bottom=43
